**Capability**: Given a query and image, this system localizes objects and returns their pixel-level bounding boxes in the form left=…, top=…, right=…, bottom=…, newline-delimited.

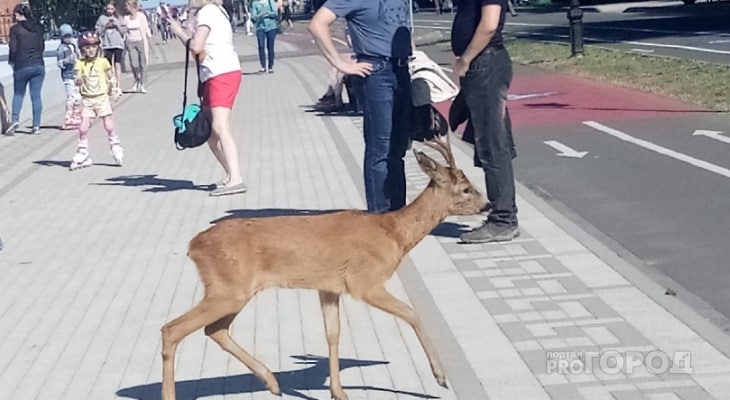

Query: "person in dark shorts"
left=95, top=1, right=126, bottom=100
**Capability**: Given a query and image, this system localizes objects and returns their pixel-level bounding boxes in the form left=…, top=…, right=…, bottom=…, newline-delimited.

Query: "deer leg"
left=161, top=296, right=244, bottom=400
left=319, top=291, right=348, bottom=400
left=361, top=287, right=448, bottom=388
left=205, top=312, right=281, bottom=395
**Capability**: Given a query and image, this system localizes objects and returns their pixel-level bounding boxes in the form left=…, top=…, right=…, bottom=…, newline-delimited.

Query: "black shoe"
left=4, top=121, right=18, bottom=136
left=460, top=222, right=519, bottom=244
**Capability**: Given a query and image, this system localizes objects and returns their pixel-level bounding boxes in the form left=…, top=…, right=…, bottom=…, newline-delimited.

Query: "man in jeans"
left=309, top=0, right=412, bottom=213
left=452, top=0, right=519, bottom=243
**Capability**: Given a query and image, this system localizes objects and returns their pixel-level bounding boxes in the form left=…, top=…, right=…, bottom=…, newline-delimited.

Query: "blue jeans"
left=12, top=64, right=45, bottom=127
left=460, top=47, right=517, bottom=227
left=256, top=29, right=276, bottom=69
left=353, top=57, right=411, bottom=213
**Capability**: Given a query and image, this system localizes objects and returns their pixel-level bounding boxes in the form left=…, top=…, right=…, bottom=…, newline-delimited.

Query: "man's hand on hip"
left=337, top=57, right=372, bottom=77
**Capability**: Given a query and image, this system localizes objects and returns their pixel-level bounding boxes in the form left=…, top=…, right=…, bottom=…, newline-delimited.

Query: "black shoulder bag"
left=173, top=39, right=211, bottom=150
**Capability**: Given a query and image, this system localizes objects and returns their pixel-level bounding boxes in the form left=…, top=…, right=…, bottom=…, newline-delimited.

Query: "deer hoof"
left=436, top=373, right=449, bottom=388
left=265, top=376, right=281, bottom=395
left=330, top=389, right=349, bottom=400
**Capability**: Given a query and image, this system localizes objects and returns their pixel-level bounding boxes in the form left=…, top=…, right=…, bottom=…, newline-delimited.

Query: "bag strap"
left=182, top=39, right=191, bottom=113
left=182, top=38, right=203, bottom=112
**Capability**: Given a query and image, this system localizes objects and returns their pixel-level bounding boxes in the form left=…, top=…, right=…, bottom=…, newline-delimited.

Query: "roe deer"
left=161, top=134, right=488, bottom=400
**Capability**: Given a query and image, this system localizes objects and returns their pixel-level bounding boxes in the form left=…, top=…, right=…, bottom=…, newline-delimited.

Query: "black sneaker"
left=460, top=222, right=520, bottom=244
left=4, top=121, right=18, bottom=136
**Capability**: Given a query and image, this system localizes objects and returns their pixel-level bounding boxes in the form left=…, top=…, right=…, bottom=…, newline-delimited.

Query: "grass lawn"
left=506, top=39, right=730, bottom=112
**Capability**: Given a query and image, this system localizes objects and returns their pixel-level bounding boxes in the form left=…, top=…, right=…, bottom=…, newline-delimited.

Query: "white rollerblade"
left=70, top=145, right=92, bottom=171
left=110, top=138, right=124, bottom=166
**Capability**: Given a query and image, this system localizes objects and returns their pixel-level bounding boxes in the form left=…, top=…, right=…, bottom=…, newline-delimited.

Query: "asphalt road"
left=416, top=35, right=730, bottom=333
left=412, top=1, right=730, bottom=64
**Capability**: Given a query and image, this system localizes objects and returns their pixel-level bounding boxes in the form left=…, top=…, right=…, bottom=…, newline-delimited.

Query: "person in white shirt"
left=168, top=0, right=246, bottom=196
left=124, top=0, right=152, bottom=92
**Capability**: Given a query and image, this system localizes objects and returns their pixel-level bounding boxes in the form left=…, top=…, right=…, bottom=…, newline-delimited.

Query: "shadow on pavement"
left=430, top=221, right=472, bottom=238
left=302, top=104, right=362, bottom=118
left=211, top=208, right=343, bottom=223
left=116, top=354, right=438, bottom=400
left=34, top=160, right=118, bottom=168
left=92, top=174, right=213, bottom=193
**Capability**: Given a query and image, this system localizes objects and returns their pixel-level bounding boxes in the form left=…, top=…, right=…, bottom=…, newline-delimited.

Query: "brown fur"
left=160, top=136, right=488, bottom=400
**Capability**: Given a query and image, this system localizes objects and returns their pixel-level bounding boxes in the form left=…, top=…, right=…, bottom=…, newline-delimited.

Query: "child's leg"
left=63, top=80, right=76, bottom=128
left=102, top=114, right=115, bottom=139
left=78, top=115, right=91, bottom=141
left=70, top=114, right=93, bottom=170
left=103, top=114, right=124, bottom=166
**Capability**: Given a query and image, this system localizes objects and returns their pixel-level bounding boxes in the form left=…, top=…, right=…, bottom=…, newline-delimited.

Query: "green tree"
left=30, top=0, right=112, bottom=32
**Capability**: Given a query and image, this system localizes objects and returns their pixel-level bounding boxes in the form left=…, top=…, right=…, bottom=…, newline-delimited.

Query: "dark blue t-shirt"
left=451, top=0, right=507, bottom=57
left=323, top=0, right=412, bottom=58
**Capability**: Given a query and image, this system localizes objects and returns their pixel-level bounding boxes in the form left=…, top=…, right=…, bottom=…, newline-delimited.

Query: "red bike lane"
left=432, top=66, right=705, bottom=133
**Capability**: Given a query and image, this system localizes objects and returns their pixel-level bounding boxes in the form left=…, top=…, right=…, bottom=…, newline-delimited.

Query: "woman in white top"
left=124, top=0, right=152, bottom=92
left=168, top=0, right=245, bottom=196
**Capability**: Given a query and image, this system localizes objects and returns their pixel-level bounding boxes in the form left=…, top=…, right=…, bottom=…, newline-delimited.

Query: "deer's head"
left=413, top=135, right=488, bottom=216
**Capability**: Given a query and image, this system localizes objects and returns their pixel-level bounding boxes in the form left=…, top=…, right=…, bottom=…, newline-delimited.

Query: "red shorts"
left=201, top=71, right=241, bottom=109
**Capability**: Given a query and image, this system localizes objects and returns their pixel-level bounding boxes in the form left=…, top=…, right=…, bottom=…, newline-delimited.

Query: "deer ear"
left=414, top=149, right=448, bottom=184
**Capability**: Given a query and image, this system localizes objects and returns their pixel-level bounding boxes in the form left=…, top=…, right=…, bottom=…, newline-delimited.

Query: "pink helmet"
left=78, top=31, right=101, bottom=48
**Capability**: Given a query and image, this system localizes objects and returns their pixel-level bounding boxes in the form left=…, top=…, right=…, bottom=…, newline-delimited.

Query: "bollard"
left=567, top=0, right=584, bottom=56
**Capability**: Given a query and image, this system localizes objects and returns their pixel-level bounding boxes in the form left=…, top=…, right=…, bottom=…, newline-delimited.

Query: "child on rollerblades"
left=57, top=24, right=82, bottom=130
left=70, top=31, right=124, bottom=171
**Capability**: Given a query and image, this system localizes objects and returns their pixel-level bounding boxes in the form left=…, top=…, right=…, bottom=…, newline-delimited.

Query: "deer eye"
left=463, top=187, right=472, bottom=194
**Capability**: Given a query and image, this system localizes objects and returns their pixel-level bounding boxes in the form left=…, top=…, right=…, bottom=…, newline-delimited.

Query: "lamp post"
left=567, top=0, right=584, bottom=56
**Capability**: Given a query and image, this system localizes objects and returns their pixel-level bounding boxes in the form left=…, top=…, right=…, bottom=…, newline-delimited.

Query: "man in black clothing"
left=451, top=0, right=519, bottom=243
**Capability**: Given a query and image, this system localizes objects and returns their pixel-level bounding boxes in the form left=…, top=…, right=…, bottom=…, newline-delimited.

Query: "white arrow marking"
left=509, top=92, right=559, bottom=101
left=693, top=129, right=730, bottom=144
left=544, top=140, right=588, bottom=158
left=583, top=121, right=730, bottom=179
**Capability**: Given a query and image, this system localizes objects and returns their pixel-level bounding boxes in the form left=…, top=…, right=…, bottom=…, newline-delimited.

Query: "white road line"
left=631, top=48, right=655, bottom=53
left=413, top=24, right=451, bottom=30
left=583, top=121, right=730, bottom=179
left=623, top=41, right=730, bottom=55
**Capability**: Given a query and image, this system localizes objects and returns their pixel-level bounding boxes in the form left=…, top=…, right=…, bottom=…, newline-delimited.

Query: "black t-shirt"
left=451, top=0, right=507, bottom=57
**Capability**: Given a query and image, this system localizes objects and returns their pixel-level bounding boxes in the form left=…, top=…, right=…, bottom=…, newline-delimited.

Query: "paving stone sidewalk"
left=1, top=38, right=730, bottom=400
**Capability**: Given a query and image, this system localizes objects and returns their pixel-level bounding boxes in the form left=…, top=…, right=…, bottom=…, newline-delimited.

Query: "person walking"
left=451, top=0, right=519, bottom=243
left=282, top=0, right=293, bottom=29
left=168, top=0, right=246, bottom=196
left=95, top=1, right=126, bottom=101
left=124, top=0, right=152, bottom=93
left=5, top=4, right=45, bottom=136
left=251, top=0, right=279, bottom=73
left=69, top=32, right=125, bottom=170
left=309, top=0, right=412, bottom=213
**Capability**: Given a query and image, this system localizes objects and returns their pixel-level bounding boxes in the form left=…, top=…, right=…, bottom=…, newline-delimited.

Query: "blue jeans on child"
left=12, top=64, right=46, bottom=127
